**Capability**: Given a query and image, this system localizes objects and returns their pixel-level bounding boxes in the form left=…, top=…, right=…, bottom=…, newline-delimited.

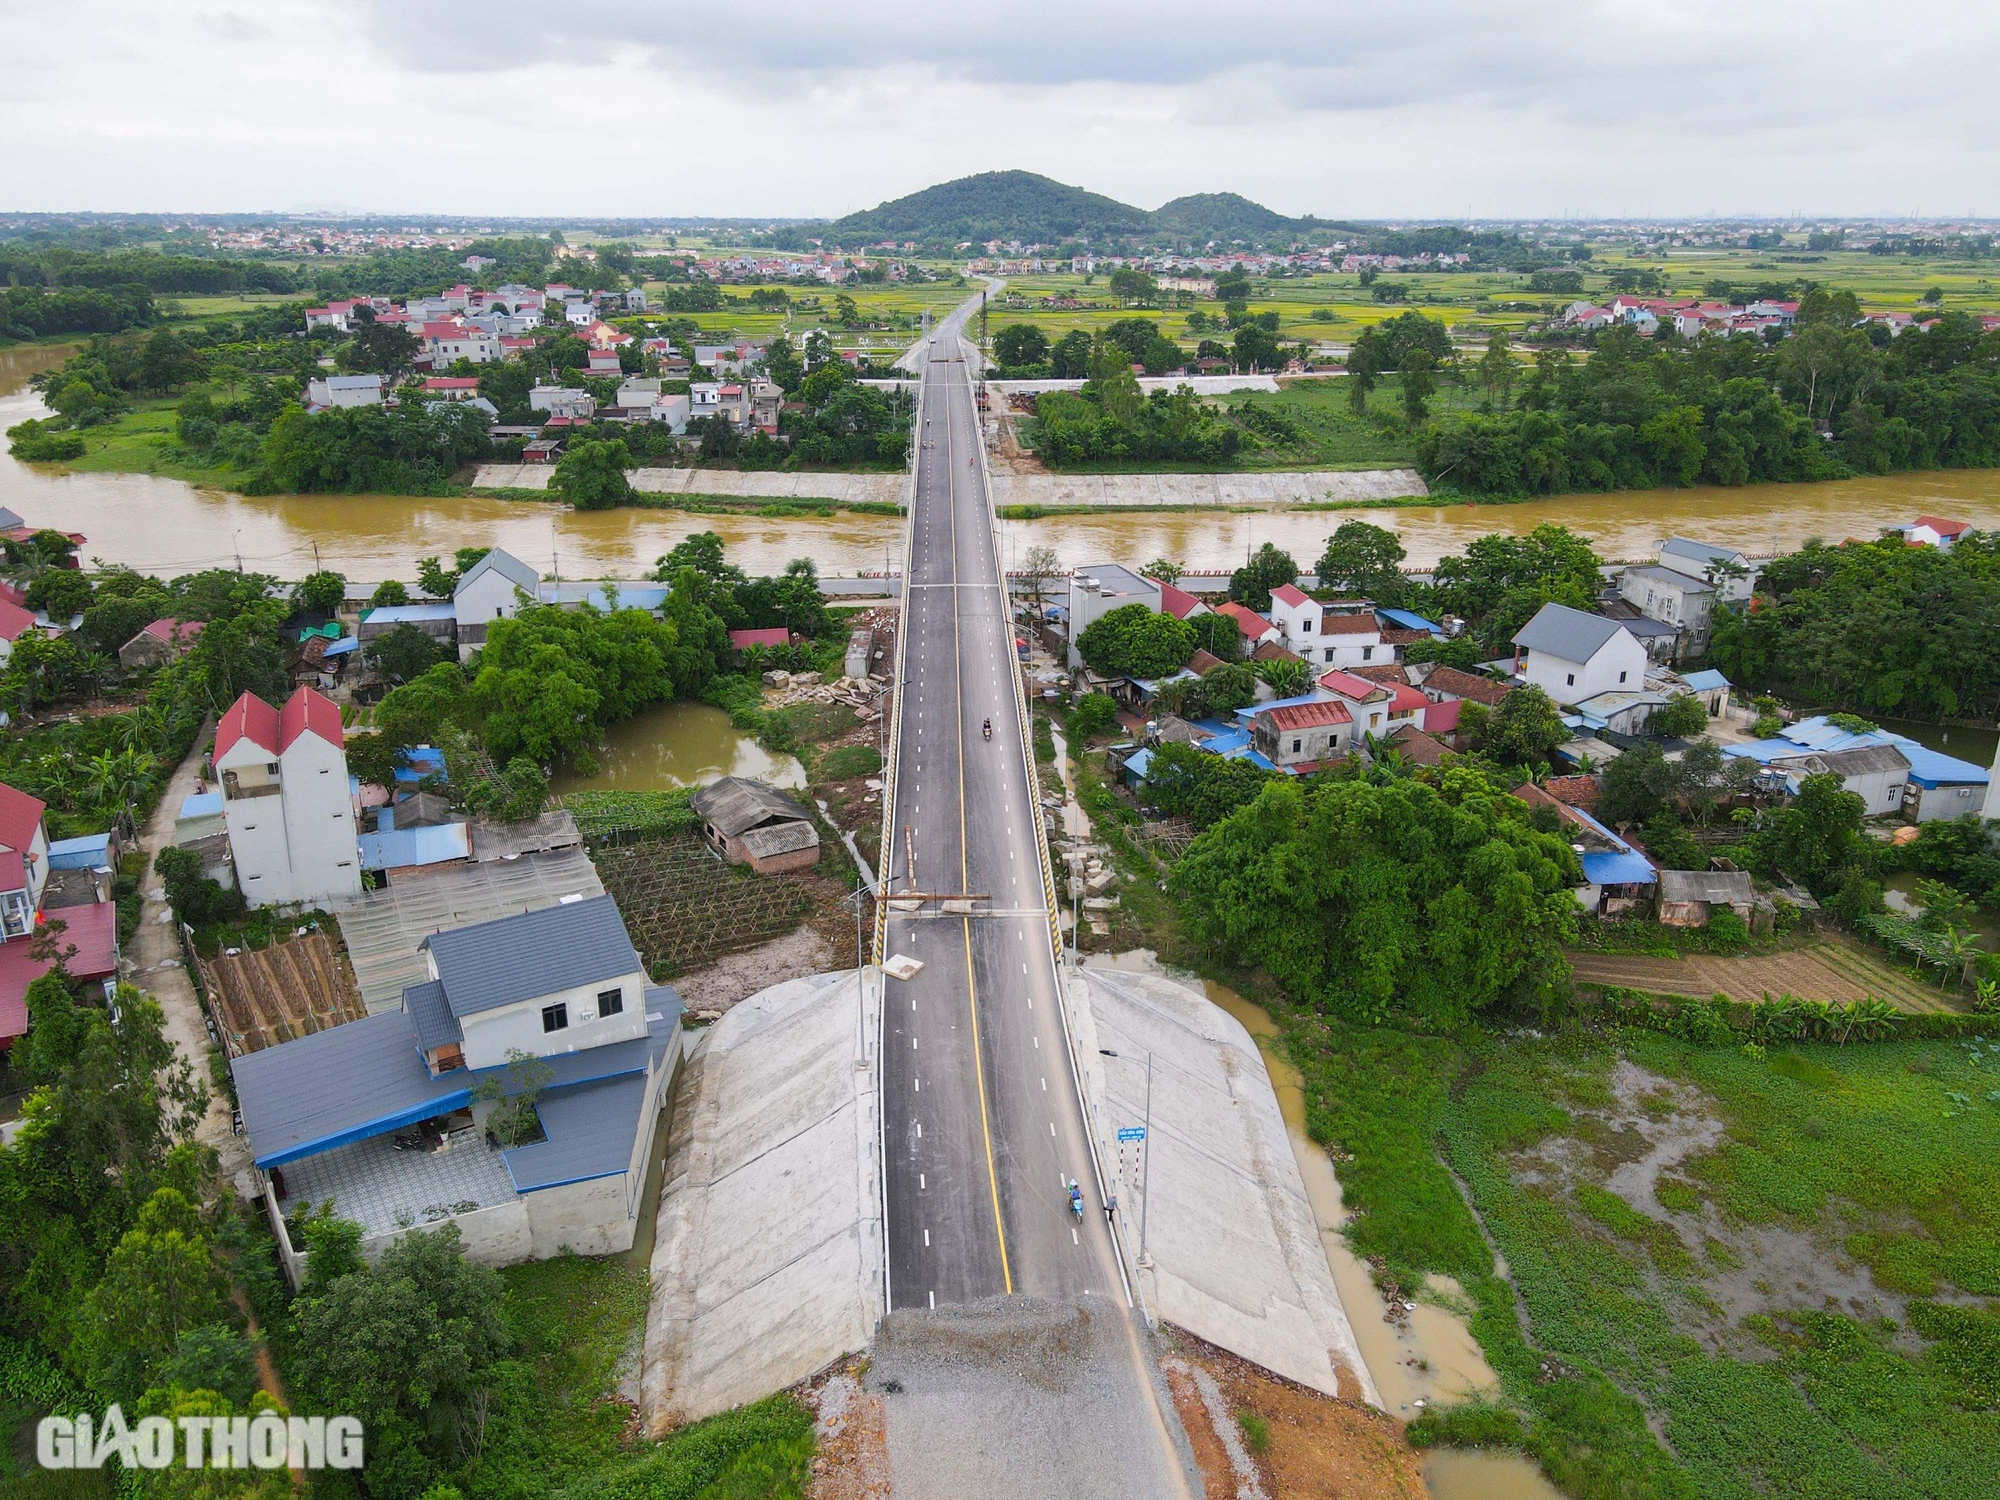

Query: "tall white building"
left=215, top=686, right=362, bottom=908
left=1511, top=604, right=1649, bottom=708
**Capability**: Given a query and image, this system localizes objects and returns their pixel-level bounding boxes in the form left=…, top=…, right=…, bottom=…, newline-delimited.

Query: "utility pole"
left=1098, top=1048, right=1155, bottom=1267
left=312, top=540, right=321, bottom=573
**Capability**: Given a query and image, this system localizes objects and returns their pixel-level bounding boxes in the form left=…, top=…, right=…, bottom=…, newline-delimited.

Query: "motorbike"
left=982, top=718, right=993, bottom=740
left=1067, top=1179, right=1084, bottom=1221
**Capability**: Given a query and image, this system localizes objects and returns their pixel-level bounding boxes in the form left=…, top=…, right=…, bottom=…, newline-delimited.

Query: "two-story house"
left=1511, top=604, right=1648, bottom=708
left=232, top=894, right=684, bottom=1283
left=1065, top=564, right=1161, bottom=669
left=0, top=780, right=120, bottom=1051
left=452, top=548, right=543, bottom=660
left=1615, top=565, right=1715, bottom=655
left=1249, top=699, right=1353, bottom=769
left=1266, top=584, right=1322, bottom=655
left=215, top=686, right=362, bottom=908
left=1655, top=536, right=1758, bottom=603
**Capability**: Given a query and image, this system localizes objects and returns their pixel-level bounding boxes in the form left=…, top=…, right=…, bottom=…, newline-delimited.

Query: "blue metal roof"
left=1679, top=669, right=1730, bottom=692
left=394, top=746, right=448, bottom=783
left=46, top=833, right=111, bottom=870
left=362, top=603, right=457, bottom=624
left=503, top=1073, right=648, bottom=1192
left=1582, top=850, right=1658, bottom=886
left=1377, top=608, right=1444, bottom=636
left=179, top=792, right=223, bottom=819
left=1897, top=742, right=1988, bottom=788
left=1721, top=716, right=1986, bottom=786
left=359, top=821, right=470, bottom=872
left=322, top=636, right=359, bottom=657
left=404, top=979, right=462, bottom=1052
left=1122, top=747, right=1155, bottom=779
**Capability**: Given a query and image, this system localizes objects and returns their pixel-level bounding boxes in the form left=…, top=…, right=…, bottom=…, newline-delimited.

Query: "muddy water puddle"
left=1085, top=952, right=1564, bottom=1499
left=547, top=701, right=804, bottom=796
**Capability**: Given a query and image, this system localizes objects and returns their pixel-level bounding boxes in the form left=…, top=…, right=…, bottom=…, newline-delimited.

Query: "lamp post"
left=1098, top=1047, right=1154, bottom=1267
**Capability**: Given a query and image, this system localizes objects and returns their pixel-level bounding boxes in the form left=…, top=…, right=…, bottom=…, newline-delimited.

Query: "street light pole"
left=1098, top=1047, right=1155, bottom=1267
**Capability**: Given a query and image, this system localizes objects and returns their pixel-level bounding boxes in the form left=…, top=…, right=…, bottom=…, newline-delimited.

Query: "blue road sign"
left=1116, top=1126, right=1147, bottom=1142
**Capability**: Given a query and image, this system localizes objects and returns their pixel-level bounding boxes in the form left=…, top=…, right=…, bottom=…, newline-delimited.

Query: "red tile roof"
left=1422, top=665, right=1513, bottom=707
left=1216, top=601, right=1273, bottom=639
left=1269, top=583, right=1311, bottom=609
left=1186, top=649, right=1228, bottom=675
left=1319, top=669, right=1391, bottom=702
left=1542, top=775, right=1602, bottom=810
left=0, top=900, right=118, bottom=1042
left=1249, top=641, right=1300, bottom=663
left=1914, top=515, right=1971, bottom=536
left=279, top=686, right=344, bottom=751
left=1318, top=613, right=1382, bottom=636
left=1387, top=723, right=1449, bottom=765
left=1348, top=663, right=1408, bottom=683
left=140, top=617, right=202, bottom=646
left=0, top=581, right=24, bottom=608
left=0, top=599, right=39, bottom=642
left=1263, top=700, right=1352, bottom=733
left=1158, top=582, right=1204, bottom=619
left=423, top=377, right=481, bottom=390
left=216, top=691, right=281, bottom=759
left=0, top=783, right=45, bottom=855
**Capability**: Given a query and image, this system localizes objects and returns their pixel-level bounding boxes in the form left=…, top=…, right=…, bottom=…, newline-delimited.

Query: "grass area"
left=1283, top=1015, right=2000, bottom=1499
left=453, top=1255, right=814, bottom=1500
left=58, top=396, right=246, bottom=488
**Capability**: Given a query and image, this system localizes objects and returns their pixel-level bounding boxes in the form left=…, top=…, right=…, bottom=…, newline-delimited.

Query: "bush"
left=153, top=845, right=242, bottom=927
left=4, top=418, right=86, bottom=462
left=1068, top=692, right=1118, bottom=740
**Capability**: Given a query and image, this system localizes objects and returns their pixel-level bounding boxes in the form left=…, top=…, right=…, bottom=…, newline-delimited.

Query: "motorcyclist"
left=983, top=717, right=993, bottom=739
left=1067, top=1178, right=1084, bottom=1218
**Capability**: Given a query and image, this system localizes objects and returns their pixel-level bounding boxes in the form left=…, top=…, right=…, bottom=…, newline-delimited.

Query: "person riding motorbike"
left=982, top=717, right=993, bottom=740
left=1067, top=1178, right=1084, bottom=1219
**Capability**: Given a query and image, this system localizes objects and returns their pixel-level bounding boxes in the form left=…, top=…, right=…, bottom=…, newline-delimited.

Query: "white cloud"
left=0, top=0, right=1994, bottom=217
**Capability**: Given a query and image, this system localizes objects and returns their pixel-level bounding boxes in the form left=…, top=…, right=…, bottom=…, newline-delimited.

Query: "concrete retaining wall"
left=641, top=970, right=884, bottom=1432
left=1064, top=964, right=1381, bottom=1407
left=471, top=463, right=1426, bottom=510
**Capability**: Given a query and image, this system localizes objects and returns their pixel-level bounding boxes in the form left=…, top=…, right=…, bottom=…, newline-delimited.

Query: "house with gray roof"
left=231, top=893, right=683, bottom=1284
left=690, top=776, right=821, bottom=874
left=1065, top=563, right=1161, bottom=668
left=1656, top=537, right=1758, bottom=603
left=453, top=547, right=542, bottom=658
left=1512, top=603, right=1648, bottom=708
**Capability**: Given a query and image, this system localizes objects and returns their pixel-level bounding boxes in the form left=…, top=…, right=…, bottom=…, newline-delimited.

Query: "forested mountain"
left=825, top=171, right=1311, bottom=248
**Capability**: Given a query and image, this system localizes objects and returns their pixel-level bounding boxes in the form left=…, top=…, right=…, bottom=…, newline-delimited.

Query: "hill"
left=825, top=171, right=1312, bottom=248
left=827, top=171, right=1153, bottom=246
left=1151, top=192, right=1307, bottom=241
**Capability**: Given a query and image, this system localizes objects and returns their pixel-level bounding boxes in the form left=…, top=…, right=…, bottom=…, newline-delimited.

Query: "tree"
left=1252, top=655, right=1312, bottom=698
left=1108, top=267, right=1158, bottom=305
left=1485, top=684, right=1567, bottom=766
left=79, top=1187, right=227, bottom=1399
left=1400, top=348, right=1437, bottom=425
left=1315, top=521, right=1407, bottom=603
left=472, top=1048, right=553, bottom=1146
left=553, top=438, right=632, bottom=511
left=1074, top=602, right=1197, bottom=681
left=1170, top=769, right=1580, bottom=1026
left=1020, top=545, right=1062, bottom=613
left=365, top=623, right=447, bottom=685
left=1755, top=772, right=1867, bottom=895
left=1233, top=323, right=1282, bottom=373
left=1188, top=611, right=1244, bottom=661
left=1653, top=692, right=1708, bottom=739
left=293, top=1225, right=507, bottom=1500
left=293, top=570, right=347, bottom=616
left=1138, top=557, right=1183, bottom=585
left=1068, top=692, right=1118, bottom=740
left=1477, top=332, right=1514, bottom=410
left=370, top=579, right=411, bottom=608
left=26, top=567, right=92, bottom=619
left=993, top=324, right=1050, bottom=368
left=1598, top=740, right=1675, bottom=828
left=1049, top=329, right=1093, bottom=380
left=1144, top=740, right=1275, bottom=828
left=1229, top=542, right=1297, bottom=615
left=1199, top=661, right=1258, bottom=713
left=1345, top=338, right=1379, bottom=415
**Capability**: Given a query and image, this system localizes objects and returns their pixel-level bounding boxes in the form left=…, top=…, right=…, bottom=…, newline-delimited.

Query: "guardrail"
left=871, top=353, right=926, bottom=965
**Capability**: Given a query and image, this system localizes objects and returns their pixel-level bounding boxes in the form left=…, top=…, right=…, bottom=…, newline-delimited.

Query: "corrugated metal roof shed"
left=404, top=979, right=462, bottom=1052
left=358, top=821, right=471, bottom=872
left=503, top=1073, right=647, bottom=1191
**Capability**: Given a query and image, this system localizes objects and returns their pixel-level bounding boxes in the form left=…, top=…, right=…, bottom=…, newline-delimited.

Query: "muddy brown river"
left=7, top=341, right=1999, bottom=580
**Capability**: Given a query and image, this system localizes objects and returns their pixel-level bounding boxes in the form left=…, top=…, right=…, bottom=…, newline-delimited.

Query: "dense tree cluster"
left=254, top=401, right=492, bottom=495
left=1171, top=769, right=1580, bottom=1025
left=1710, top=532, right=2000, bottom=721
left=1420, top=309, right=2000, bottom=498
left=1074, top=601, right=1198, bottom=680
left=1035, top=345, right=1240, bottom=467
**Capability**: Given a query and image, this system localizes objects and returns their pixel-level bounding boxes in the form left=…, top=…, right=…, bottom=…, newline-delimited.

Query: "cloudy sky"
left=3, top=0, right=1995, bottom=220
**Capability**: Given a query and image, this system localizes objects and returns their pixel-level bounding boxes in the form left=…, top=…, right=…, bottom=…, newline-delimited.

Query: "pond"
left=547, top=701, right=805, bottom=797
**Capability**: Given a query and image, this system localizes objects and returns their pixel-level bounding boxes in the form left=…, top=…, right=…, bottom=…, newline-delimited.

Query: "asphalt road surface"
left=876, top=304, right=1197, bottom=1494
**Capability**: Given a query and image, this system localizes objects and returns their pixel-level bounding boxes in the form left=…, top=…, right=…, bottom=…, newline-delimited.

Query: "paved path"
left=124, top=727, right=248, bottom=1180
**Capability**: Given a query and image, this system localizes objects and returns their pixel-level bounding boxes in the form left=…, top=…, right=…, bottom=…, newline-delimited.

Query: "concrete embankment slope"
left=640, top=970, right=884, bottom=1431
left=471, top=462, right=1427, bottom=509
left=1067, top=965, right=1382, bottom=1407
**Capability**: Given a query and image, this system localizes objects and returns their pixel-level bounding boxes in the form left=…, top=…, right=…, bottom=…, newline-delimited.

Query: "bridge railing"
left=872, top=354, right=926, bottom=965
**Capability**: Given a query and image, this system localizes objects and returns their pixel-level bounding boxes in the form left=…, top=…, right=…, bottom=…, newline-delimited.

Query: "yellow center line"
left=945, top=363, right=1012, bottom=1294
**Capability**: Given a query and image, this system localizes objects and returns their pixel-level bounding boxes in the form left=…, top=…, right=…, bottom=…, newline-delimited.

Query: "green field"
left=1285, top=1015, right=2000, bottom=1499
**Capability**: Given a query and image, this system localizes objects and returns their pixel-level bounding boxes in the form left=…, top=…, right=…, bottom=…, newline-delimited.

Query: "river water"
left=545, top=701, right=804, bottom=796
left=1083, top=952, right=1565, bottom=1500
left=7, top=342, right=2000, bottom=581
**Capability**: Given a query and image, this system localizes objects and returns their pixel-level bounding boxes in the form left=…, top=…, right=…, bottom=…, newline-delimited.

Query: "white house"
left=1656, top=537, right=1757, bottom=603
left=564, top=302, right=596, bottom=328
left=1266, top=584, right=1322, bottom=656
left=1762, top=745, right=1912, bottom=817
left=305, top=374, right=382, bottom=409
left=1065, top=564, right=1161, bottom=669
left=1615, top=565, right=1715, bottom=654
left=1908, top=515, right=1972, bottom=551
left=528, top=384, right=596, bottom=421
left=214, top=686, right=362, bottom=908
left=1315, top=669, right=1393, bottom=739
left=1309, top=611, right=1388, bottom=669
left=0, top=782, right=50, bottom=940
left=452, top=548, right=542, bottom=660
left=1512, top=603, right=1648, bottom=708
left=429, top=327, right=502, bottom=365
